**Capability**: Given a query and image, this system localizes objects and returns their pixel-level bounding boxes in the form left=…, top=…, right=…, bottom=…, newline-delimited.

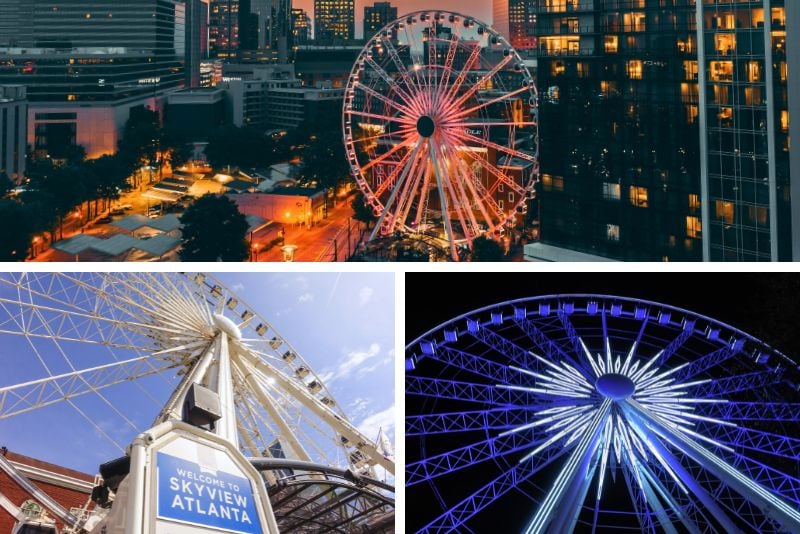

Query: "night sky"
left=295, top=0, right=493, bottom=39
left=405, top=272, right=800, bottom=532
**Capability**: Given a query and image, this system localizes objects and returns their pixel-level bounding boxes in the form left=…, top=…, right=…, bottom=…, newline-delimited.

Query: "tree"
left=0, top=200, right=35, bottom=260
left=117, top=106, right=163, bottom=186
left=295, top=128, right=350, bottom=189
left=87, top=155, right=130, bottom=216
left=23, top=159, right=85, bottom=239
left=351, top=193, right=376, bottom=228
left=179, top=194, right=249, bottom=261
left=204, top=126, right=277, bottom=170
left=470, top=236, right=505, bottom=262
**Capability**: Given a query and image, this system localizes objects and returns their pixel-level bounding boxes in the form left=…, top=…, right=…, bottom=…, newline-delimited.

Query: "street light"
left=251, top=243, right=260, bottom=262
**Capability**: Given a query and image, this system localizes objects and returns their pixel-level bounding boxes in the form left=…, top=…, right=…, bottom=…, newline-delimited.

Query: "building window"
left=551, top=61, right=566, bottom=76
left=781, top=110, right=789, bottom=133
left=602, top=182, right=621, bottom=201
left=623, top=12, right=646, bottom=32
left=688, top=194, right=700, bottom=211
left=629, top=186, right=648, bottom=208
left=606, top=224, right=620, bottom=242
left=541, top=174, right=563, bottom=192
left=715, top=200, right=734, bottom=224
left=576, top=62, right=589, bottom=78
left=746, top=61, right=761, bottom=82
left=715, top=33, right=736, bottom=55
left=709, top=61, right=734, bottom=82
left=683, top=60, right=698, bottom=80
left=498, top=183, right=504, bottom=192
left=508, top=193, right=514, bottom=203
left=604, top=36, right=618, bottom=53
left=686, top=216, right=701, bottom=238
left=626, top=60, right=643, bottom=80
left=747, top=206, right=769, bottom=227
left=685, top=105, right=698, bottom=124
left=743, top=86, right=761, bottom=106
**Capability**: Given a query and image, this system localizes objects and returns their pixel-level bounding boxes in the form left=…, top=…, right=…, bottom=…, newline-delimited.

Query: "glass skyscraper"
left=533, top=0, right=796, bottom=261
left=0, top=0, right=186, bottom=102
left=314, top=0, right=355, bottom=43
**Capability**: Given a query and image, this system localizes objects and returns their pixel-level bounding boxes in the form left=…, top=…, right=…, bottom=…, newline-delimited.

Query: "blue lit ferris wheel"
left=405, top=295, right=800, bottom=533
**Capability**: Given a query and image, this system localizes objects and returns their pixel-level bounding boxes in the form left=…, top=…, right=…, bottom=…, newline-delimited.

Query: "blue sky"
left=0, top=272, right=395, bottom=476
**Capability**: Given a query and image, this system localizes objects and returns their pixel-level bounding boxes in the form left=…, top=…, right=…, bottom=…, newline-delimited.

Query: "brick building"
left=0, top=448, right=95, bottom=533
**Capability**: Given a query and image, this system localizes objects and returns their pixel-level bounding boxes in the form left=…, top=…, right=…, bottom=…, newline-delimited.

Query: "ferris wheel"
left=343, top=11, right=538, bottom=260
left=406, top=295, right=800, bottom=533
left=0, top=273, right=394, bottom=531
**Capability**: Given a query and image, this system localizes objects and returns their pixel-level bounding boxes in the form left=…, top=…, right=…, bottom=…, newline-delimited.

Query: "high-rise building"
left=492, top=0, right=536, bottom=51
left=0, top=86, right=27, bottom=183
left=314, top=0, right=355, bottom=43
left=363, top=2, right=397, bottom=40
left=697, top=1, right=795, bottom=261
left=292, top=8, right=311, bottom=46
left=210, top=0, right=240, bottom=58
left=533, top=0, right=796, bottom=262
left=0, top=0, right=186, bottom=102
left=239, top=0, right=259, bottom=51
left=186, top=0, right=211, bottom=88
left=789, top=3, right=800, bottom=260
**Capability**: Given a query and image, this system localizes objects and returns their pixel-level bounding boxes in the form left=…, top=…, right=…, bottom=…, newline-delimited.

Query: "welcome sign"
left=156, top=451, right=263, bottom=534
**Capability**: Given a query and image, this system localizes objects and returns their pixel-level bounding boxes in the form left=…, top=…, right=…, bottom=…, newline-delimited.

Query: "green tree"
left=87, top=155, right=130, bottom=216
left=0, top=200, right=35, bottom=260
left=470, top=236, right=505, bottom=262
left=179, top=194, right=249, bottom=261
left=351, top=192, right=376, bottom=228
left=118, top=106, right=163, bottom=186
left=23, top=159, right=85, bottom=239
left=295, top=128, right=350, bottom=189
left=205, top=126, right=277, bottom=170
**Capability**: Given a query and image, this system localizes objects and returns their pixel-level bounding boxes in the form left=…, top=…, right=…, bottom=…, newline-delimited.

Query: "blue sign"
left=157, top=452, right=262, bottom=534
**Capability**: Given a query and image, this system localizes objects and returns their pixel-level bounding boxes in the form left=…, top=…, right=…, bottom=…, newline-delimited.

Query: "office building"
left=493, top=0, right=536, bottom=51
left=0, top=0, right=186, bottom=103
left=186, top=0, right=211, bottom=88
left=165, top=87, right=227, bottom=140
left=314, top=0, right=355, bottom=43
left=292, top=9, right=312, bottom=46
left=210, top=0, right=240, bottom=58
left=698, top=1, right=795, bottom=261
left=294, top=44, right=364, bottom=87
left=364, top=2, right=397, bottom=40
left=0, top=86, right=27, bottom=183
left=533, top=0, right=798, bottom=262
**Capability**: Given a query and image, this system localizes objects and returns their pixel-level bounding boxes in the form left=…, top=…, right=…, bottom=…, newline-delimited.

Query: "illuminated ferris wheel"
left=406, top=295, right=800, bottom=533
left=343, top=11, right=538, bottom=260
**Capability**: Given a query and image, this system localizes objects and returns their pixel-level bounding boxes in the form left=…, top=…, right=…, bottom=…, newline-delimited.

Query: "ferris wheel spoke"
left=346, top=110, right=414, bottom=128
left=450, top=84, right=535, bottom=121
left=435, top=35, right=460, bottom=103
left=360, top=141, right=411, bottom=173
left=381, top=36, right=425, bottom=107
left=0, top=355, right=178, bottom=419
left=393, top=144, right=429, bottom=229
left=429, top=138, right=459, bottom=260
left=406, top=428, right=536, bottom=486
left=364, top=56, right=419, bottom=112
left=419, top=448, right=572, bottom=533
left=620, top=463, right=658, bottom=534
left=449, top=128, right=537, bottom=165
left=436, top=142, right=484, bottom=244
left=672, top=344, right=743, bottom=382
left=370, top=140, right=424, bottom=239
left=440, top=43, right=483, bottom=109
left=435, top=145, right=474, bottom=247
left=443, top=144, right=501, bottom=235
left=406, top=376, right=537, bottom=406
left=692, top=421, right=800, bottom=462
left=354, top=127, right=415, bottom=146
left=355, top=82, right=414, bottom=117
left=688, top=369, right=785, bottom=398
left=405, top=408, right=532, bottom=436
left=372, top=141, right=419, bottom=199
left=695, top=401, right=800, bottom=421
left=445, top=54, right=514, bottom=116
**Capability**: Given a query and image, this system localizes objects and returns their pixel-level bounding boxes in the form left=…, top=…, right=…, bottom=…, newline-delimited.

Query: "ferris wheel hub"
left=416, top=115, right=435, bottom=138
left=213, top=313, right=242, bottom=340
left=595, top=373, right=635, bottom=400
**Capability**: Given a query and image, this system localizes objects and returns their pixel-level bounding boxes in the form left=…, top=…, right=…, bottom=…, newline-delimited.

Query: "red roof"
left=3, top=450, right=94, bottom=483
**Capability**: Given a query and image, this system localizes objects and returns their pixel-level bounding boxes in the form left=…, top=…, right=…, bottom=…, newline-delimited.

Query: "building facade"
left=314, top=0, right=355, bottom=43
left=0, top=0, right=186, bottom=103
left=210, top=0, right=240, bottom=58
left=698, top=1, right=794, bottom=261
left=291, top=9, right=311, bottom=46
left=533, top=0, right=796, bottom=262
left=363, top=2, right=397, bottom=40
left=0, top=86, right=26, bottom=183
left=493, top=0, right=537, bottom=51
left=186, top=0, right=211, bottom=88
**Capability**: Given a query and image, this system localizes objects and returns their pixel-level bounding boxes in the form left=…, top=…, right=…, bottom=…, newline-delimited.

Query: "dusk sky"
left=0, top=272, right=394, bottom=476
left=295, top=0, right=494, bottom=39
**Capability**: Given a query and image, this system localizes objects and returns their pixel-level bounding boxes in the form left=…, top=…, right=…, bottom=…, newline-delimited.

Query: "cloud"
left=358, top=286, right=374, bottom=306
left=298, top=292, right=314, bottom=303
left=348, top=397, right=371, bottom=418
left=322, top=343, right=381, bottom=383
left=358, top=404, right=395, bottom=442
left=231, top=282, right=245, bottom=293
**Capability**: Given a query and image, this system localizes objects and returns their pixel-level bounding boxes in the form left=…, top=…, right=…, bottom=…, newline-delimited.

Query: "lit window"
left=683, top=60, right=698, bottom=80
left=748, top=206, right=769, bottom=227
left=626, top=60, right=643, bottom=80
left=715, top=200, right=734, bottom=224
left=602, top=182, right=621, bottom=201
left=606, top=224, right=620, bottom=242
left=746, top=61, right=761, bottom=82
left=709, top=61, right=734, bottom=82
left=508, top=193, right=514, bottom=202
left=629, top=186, right=648, bottom=208
left=781, top=110, right=788, bottom=133
left=604, top=36, right=618, bottom=54
left=715, top=33, right=736, bottom=55
left=688, top=194, right=700, bottom=211
left=623, top=12, right=646, bottom=32
left=686, top=216, right=701, bottom=238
